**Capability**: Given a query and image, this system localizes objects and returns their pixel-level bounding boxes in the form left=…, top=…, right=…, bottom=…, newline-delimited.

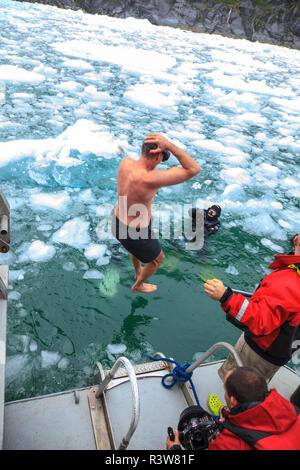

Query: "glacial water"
left=0, top=0, right=299, bottom=402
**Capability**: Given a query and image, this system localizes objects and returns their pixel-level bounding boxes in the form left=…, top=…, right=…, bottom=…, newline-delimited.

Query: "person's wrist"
left=219, top=287, right=233, bottom=304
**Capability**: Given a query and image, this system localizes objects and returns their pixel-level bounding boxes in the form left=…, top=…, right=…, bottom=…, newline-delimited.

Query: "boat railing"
left=95, top=356, right=140, bottom=450
left=0, top=189, right=10, bottom=254
left=186, top=341, right=243, bottom=374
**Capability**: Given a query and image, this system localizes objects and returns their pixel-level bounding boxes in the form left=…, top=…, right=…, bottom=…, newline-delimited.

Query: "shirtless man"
left=112, top=133, right=201, bottom=293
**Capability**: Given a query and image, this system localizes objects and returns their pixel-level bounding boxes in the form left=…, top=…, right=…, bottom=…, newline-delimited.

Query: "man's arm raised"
left=144, top=133, right=201, bottom=188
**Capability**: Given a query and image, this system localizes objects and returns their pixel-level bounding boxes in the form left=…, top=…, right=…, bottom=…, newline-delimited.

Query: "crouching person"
left=209, top=367, right=300, bottom=450
left=167, top=367, right=300, bottom=451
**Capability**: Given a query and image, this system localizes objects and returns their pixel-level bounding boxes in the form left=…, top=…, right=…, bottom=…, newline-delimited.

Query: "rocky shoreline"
left=17, top=0, right=300, bottom=49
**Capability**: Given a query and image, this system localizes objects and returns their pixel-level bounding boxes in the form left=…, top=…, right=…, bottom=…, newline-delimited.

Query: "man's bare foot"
left=132, top=282, right=157, bottom=293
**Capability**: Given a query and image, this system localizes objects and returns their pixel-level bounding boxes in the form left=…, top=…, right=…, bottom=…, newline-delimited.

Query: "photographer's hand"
left=166, top=430, right=181, bottom=450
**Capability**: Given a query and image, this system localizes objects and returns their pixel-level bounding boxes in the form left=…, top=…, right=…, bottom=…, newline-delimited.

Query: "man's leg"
left=218, top=334, right=281, bottom=383
left=130, top=254, right=142, bottom=280
left=132, top=250, right=165, bottom=293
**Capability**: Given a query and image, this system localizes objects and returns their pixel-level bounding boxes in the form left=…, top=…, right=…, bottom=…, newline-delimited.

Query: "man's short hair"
left=141, top=142, right=157, bottom=159
left=225, top=367, right=268, bottom=404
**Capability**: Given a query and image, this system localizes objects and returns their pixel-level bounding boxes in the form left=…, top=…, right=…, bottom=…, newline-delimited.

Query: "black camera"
left=177, top=406, right=220, bottom=450
left=143, top=142, right=170, bottom=162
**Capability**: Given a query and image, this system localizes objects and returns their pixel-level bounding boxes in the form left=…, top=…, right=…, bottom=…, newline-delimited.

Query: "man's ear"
left=229, top=396, right=239, bottom=409
left=294, top=234, right=299, bottom=247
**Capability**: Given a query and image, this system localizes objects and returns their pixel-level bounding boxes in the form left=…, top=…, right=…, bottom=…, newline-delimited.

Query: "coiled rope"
left=144, top=355, right=200, bottom=406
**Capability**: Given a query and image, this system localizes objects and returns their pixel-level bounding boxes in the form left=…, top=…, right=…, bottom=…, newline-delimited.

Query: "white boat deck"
left=3, top=357, right=300, bottom=450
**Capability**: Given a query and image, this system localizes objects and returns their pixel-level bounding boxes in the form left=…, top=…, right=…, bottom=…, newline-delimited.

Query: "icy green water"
left=1, top=1, right=299, bottom=401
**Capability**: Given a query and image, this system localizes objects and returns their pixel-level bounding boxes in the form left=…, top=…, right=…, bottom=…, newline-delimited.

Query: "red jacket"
left=221, top=255, right=300, bottom=365
left=208, top=389, right=300, bottom=450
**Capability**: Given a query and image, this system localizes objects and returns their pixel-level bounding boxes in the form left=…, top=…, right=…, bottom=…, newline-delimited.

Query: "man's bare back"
left=113, top=133, right=201, bottom=293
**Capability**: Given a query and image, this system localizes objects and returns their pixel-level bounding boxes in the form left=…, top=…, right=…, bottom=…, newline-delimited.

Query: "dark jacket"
left=190, top=208, right=221, bottom=238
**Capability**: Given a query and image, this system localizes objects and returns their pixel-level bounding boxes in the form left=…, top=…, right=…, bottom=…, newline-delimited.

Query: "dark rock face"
left=17, top=0, right=300, bottom=49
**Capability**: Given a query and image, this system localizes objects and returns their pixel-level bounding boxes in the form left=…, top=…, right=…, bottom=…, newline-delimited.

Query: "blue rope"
left=143, top=354, right=201, bottom=407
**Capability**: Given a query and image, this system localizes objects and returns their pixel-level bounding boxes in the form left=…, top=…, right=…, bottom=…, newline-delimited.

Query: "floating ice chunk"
left=57, top=358, right=70, bottom=370
left=37, top=224, right=53, bottom=232
left=107, top=343, right=127, bottom=355
left=52, top=217, right=91, bottom=249
left=278, top=219, right=292, bottom=229
left=222, top=184, right=242, bottom=198
left=30, top=192, right=70, bottom=210
left=62, top=59, right=94, bottom=70
left=5, top=354, right=30, bottom=386
left=83, top=270, right=105, bottom=280
left=0, top=65, right=45, bottom=83
left=55, top=81, right=82, bottom=92
left=9, top=270, right=25, bottom=282
left=124, top=83, right=179, bottom=110
left=245, top=243, right=259, bottom=254
left=84, top=244, right=107, bottom=260
left=225, top=265, right=239, bottom=275
left=29, top=341, right=38, bottom=352
left=8, top=291, right=21, bottom=301
left=22, top=240, right=56, bottom=262
left=84, top=85, right=111, bottom=101
left=220, top=168, right=250, bottom=185
left=96, top=255, right=111, bottom=266
left=261, top=238, right=284, bottom=253
left=63, top=261, right=76, bottom=271
left=41, top=350, right=61, bottom=368
left=282, top=177, right=299, bottom=188
left=78, top=189, right=95, bottom=203
left=53, top=41, right=176, bottom=77
left=243, top=215, right=286, bottom=240
left=258, top=163, right=279, bottom=175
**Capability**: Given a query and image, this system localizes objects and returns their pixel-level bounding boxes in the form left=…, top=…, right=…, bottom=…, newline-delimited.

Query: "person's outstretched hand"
left=204, top=278, right=226, bottom=301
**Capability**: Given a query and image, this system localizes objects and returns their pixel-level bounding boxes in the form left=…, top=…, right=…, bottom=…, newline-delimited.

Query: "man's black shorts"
left=111, top=213, right=162, bottom=263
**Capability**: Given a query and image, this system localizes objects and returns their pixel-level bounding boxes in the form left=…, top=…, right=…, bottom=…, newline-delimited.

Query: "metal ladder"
left=91, top=343, right=242, bottom=450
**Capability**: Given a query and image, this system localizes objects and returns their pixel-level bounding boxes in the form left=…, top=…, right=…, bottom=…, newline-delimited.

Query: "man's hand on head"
left=204, top=278, right=226, bottom=301
left=144, top=133, right=170, bottom=154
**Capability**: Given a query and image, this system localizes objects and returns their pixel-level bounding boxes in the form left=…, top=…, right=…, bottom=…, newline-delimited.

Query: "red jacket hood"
left=269, top=254, right=300, bottom=271
left=229, top=389, right=298, bottom=435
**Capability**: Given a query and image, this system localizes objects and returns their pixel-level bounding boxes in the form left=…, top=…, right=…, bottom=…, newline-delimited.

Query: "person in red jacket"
left=208, top=367, right=300, bottom=450
left=204, top=232, right=300, bottom=382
